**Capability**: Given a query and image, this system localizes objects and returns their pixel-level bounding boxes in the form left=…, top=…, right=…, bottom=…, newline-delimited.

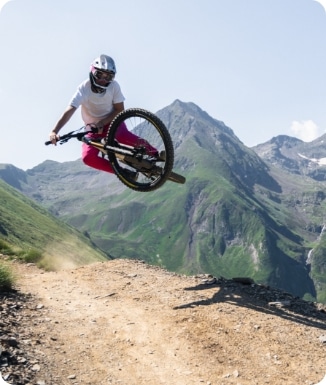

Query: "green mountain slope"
left=0, top=178, right=108, bottom=270
left=0, top=100, right=324, bottom=302
left=253, top=135, right=326, bottom=303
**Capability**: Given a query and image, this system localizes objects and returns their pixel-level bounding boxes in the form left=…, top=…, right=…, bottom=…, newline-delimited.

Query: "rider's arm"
left=96, top=102, right=124, bottom=129
left=49, top=105, right=77, bottom=144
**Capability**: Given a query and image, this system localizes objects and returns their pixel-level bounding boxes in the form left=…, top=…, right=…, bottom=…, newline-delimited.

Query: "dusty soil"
left=2, top=259, right=326, bottom=385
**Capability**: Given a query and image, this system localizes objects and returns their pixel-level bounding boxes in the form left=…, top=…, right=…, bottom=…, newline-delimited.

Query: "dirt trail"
left=9, top=259, right=326, bottom=385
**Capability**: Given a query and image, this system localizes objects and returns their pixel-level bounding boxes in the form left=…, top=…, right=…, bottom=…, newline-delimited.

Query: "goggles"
left=94, top=70, right=114, bottom=81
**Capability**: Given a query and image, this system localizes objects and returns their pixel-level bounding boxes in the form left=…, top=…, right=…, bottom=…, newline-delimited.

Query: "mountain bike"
left=45, top=108, right=186, bottom=192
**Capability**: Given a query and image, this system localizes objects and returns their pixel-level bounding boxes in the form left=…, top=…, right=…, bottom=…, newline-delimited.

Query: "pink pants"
left=82, top=122, right=158, bottom=173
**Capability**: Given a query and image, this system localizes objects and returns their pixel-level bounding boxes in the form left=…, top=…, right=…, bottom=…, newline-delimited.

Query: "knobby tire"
left=106, top=108, right=174, bottom=192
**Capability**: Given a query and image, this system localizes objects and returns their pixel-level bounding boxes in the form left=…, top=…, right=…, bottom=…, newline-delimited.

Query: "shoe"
left=157, top=150, right=166, bottom=162
left=122, top=168, right=138, bottom=181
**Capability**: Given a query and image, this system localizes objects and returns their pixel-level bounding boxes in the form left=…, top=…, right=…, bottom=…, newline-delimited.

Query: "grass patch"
left=1, top=239, right=43, bottom=264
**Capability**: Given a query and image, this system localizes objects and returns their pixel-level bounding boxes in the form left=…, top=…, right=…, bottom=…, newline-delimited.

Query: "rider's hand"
left=96, top=120, right=105, bottom=134
left=85, top=124, right=103, bottom=134
left=49, top=131, right=59, bottom=145
left=96, top=126, right=104, bottom=134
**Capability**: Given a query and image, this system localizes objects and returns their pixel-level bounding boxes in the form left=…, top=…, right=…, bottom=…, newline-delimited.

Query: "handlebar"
left=44, top=129, right=88, bottom=146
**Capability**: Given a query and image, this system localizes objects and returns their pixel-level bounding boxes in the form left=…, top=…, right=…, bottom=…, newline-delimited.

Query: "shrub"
left=0, top=239, right=15, bottom=255
left=17, top=248, right=43, bottom=263
left=0, top=262, right=15, bottom=291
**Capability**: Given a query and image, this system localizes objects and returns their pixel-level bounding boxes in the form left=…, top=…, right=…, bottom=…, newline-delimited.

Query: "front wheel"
left=106, top=108, right=174, bottom=192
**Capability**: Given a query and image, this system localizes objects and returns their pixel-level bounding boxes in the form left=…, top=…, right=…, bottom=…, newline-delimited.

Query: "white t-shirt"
left=69, top=79, right=125, bottom=125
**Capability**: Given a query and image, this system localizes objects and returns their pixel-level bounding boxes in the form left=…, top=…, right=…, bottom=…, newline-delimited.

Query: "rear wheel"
left=106, top=108, right=174, bottom=192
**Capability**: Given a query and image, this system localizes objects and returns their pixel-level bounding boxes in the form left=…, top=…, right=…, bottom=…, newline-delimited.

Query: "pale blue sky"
left=0, top=0, right=325, bottom=170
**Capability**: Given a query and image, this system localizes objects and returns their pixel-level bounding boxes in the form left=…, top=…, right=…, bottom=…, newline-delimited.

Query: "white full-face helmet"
left=90, top=54, right=116, bottom=93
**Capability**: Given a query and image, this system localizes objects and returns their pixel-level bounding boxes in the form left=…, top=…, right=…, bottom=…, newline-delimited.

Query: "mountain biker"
left=49, top=54, right=160, bottom=176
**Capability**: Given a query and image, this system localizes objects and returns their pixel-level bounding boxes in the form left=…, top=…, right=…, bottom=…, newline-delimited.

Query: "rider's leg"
left=115, top=122, right=158, bottom=156
left=82, top=141, right=114, bottom=173
left=81, top=121, right=159, bottom=174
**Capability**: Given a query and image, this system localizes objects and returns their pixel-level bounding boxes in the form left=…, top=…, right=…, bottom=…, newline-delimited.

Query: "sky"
left=0, top=0, right=326, bottom=170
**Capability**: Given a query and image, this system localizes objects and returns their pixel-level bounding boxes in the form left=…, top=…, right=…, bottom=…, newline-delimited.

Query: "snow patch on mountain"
left=298, top=153, right=326, bottom=166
